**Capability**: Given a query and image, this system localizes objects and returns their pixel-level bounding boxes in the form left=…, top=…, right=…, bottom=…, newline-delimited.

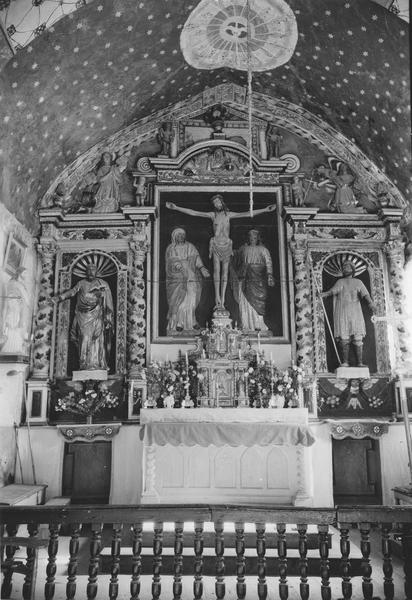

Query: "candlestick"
left=257, top=331, right=261, bottom=351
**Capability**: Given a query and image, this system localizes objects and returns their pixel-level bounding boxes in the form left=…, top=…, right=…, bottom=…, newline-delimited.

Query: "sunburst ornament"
left=180, top=0, right=298, bottom=72
left=323, top=254, right=368, bottom=278
left=72, top=254, right=117, bottom=279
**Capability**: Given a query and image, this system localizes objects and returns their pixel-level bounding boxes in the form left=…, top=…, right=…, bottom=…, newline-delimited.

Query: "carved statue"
left=166, top=195, right=276, bottom=309
left=165, top=227, right=210, bottom=334
left=53, top=263, right=114, bottom=371
left=291, top=176, right=306, bottom=207
left=321, top=260, right=375, bottom=367
left=92, top=151, right=127, bottom=213
left=0, top=267, right=30, bottom=354
left=266, top=126, right=283, bottom=159
left=316, top=161, right=364, bottom=213
left=157, top=122, right=175, bottom=156
left=230, top=229, right=274, bottom=332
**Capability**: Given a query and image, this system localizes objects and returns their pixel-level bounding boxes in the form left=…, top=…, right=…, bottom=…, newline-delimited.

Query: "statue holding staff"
left=321, top=260, right=375, bottom=367
left=166, top=194, right=276, bottom=309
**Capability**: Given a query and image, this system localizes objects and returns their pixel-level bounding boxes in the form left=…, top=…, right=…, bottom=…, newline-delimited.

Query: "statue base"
left=212, top=307, right=232, bottom=329
left=335, top=366, right=370, bottom=380
left=72, top=369, right=108, bottom=381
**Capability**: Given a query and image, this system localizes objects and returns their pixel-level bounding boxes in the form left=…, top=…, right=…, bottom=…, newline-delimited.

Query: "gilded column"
left=32, top=242, right=56, bottom=379
left=290, top=236, right=314, bottom=373
left=128, top=223, right=149, bottom=377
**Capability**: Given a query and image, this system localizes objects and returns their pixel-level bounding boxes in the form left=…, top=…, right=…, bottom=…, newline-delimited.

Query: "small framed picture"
left=4, top=233, right=27, bottom=276
left=395, top=378, right=412, bottom=416
left=128, top=380, right=146, bottom=420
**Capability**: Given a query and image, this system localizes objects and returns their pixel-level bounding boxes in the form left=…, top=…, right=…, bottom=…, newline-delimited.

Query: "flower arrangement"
left=55, top=380, right=119, bottom=418
left=245, top=356, right=304, bottom=408
left=146, top=353, right=199, bottom=407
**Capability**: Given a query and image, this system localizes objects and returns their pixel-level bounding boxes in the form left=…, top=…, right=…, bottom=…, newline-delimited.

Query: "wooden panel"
left=63, top=442, right=112, bottom=504
left=333, top=438, right=382, bottom=504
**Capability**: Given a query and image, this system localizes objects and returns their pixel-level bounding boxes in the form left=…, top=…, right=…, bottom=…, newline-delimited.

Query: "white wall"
left=380, top=421, right=412, bottom=504
left=0, top=203, right=37, bottom=488
left=310, top=421, right=334, bottom=507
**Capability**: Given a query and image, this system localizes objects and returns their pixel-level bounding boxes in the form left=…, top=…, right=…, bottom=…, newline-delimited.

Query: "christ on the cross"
left=166, top=194, right=276, bottom=309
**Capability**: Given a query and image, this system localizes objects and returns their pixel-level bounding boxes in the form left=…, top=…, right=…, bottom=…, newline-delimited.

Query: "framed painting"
left=152, top=185, right=289, bottom=343
left=4, top=233, right=27, bottom=275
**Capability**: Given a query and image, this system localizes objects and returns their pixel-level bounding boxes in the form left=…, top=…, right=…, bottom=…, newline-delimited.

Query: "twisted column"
left=32, top=242, right=56, bottom=379
left=384, top=238, right=409, bottom=365
left=290, top=237, right=314, bottom=372
left=128, top=225, right=149, bottom=376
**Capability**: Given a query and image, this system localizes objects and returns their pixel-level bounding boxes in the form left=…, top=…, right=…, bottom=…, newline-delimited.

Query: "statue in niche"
left=315, top=160, right=364, bottom=213
left=230, top=229, right=274, bottom=332
left=206, top=147, right=227, bottom=171
left=321, top=260, right=375, bottom=367
left=52, top=263, right=114, bottom=371
left=0, top=267, right=30, bottom=354
left=266, top=126, right=283, bottom=159
left=166, top=194, right=276, bottom=309
left=165, top=227, right=210, bottom=334
left=157, top=122, right=175, bottom=156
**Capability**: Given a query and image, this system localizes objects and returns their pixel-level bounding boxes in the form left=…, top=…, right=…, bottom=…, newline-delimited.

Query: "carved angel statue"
left=157, top=122, right=175, bottom=156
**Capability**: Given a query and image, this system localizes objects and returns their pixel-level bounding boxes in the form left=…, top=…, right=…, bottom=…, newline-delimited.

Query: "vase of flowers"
left=55, top=380, right=119, bottom=421
left=246, top=358, right=304, bottom=408
left=146, top=354, right=199, bottom=408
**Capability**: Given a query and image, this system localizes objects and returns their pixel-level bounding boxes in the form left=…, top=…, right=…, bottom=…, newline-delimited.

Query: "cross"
left=372, top=310, right=412, bottom=485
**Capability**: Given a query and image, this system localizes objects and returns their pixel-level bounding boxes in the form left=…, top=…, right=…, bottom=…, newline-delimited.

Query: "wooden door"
left=62, top=441, right=112, bottom=504
left=332, top=438, right=382, bottom=505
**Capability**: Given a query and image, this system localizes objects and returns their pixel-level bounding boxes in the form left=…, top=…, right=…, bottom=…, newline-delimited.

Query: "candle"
left=257, top=332, right=261, bottom=351
left=238, top=349, right=241, bottom=360
left=185, top=351, right=188, bottom=367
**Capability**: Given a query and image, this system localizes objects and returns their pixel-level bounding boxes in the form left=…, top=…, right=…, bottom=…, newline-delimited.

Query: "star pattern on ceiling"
left=0, top=0, right=409, bottom=230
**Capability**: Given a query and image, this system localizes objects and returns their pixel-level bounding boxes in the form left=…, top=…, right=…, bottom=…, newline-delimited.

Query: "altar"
left=141, top=408, right=315, bottom=506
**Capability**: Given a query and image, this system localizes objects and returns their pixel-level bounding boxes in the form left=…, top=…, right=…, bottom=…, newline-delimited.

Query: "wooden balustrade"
left=1, top=505, right=412, bottom=599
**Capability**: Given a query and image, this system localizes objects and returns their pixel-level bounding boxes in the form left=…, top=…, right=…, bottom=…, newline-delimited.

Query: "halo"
left=72, top=254, right=117, bottom=279
left=323, top=253, right=367, bottom=278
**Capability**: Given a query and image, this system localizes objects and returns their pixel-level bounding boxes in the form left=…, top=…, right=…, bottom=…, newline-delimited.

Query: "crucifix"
left=372, top=310, right=412, bottom=486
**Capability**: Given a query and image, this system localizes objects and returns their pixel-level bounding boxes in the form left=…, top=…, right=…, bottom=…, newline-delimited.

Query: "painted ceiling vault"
left=0, top=0, right=410, bottom=232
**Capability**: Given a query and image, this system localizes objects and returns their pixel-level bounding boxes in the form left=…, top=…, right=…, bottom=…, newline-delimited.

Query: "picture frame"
left=4, top=233, right=27, bottom=276
left=152, top=184, right=289, bottom=343
left=395, top=378, right=412, bottom=417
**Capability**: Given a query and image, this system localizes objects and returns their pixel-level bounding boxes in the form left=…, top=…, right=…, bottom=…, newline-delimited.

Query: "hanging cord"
left=246, top=0, right=254, bottom=217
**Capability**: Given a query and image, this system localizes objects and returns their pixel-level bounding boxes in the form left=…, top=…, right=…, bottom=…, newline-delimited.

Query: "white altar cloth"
left=140, top=408, right=314, bottom=447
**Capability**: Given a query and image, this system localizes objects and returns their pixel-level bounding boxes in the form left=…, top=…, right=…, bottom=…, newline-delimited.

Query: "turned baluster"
left=215, top=521, right=225, bottom=600
left=235, top=522, right=246, bottom=600
left=152, top=521, right=163, bottom=600
left=256, top=522, right=267, bottom=600
left=23, top=522, right=39, bottom=600
left=193, top=521, right=204, bottom=600
left=109, top=523, right=123, bottom=600
left=130, top=523, right=143, bottom=600
left=86, top=523, right=103, bottom=600
left=44, top=522, right=60, bottom=600
left=1, top=523, right=18, bottom=599
left=401, top=523, right=412, bottom=600
left=277, top=522, right=288, bottom=600
left=173, top=521, right=184, bottom=600
left=318, top=524, right=331, bottom=600
left=66, top=523, right=81, bottom=600
left=381, top=523, right=394, bottom=600
left=297, top=523, right=309, bottom=600
left=339, top=525, right=352, bottom=600
left=360, top=522, right=374, bottom=600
